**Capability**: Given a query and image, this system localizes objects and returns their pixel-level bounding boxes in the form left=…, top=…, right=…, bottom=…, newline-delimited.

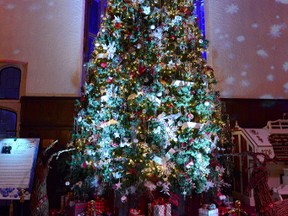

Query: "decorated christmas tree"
left=68, top=0, right=228, bottom=206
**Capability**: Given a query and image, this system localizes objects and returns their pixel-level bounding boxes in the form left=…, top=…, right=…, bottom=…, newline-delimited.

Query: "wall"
left=0, top=0, right=85, bottom=96
left=205, top=0, right=288, bottom=99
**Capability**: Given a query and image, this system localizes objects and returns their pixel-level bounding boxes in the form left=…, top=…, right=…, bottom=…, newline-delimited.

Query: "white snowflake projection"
left=240, top=71, right=247, bottom=77
left=224, top=41, right=232, bottom=49
left=225, top=3, right=239, bottom=14
left=236, top=35, right=245, bottom=42
left=48, top=1, right=55, bottom=7
left=13, top=49, right=20, bottom=55
left=276, top=0, right=288, bottom=4
left=271, top=65, right=275, bottom=70
left=284, top=82, right=288, bottom=93
left=214, top=28, right=221, bottom=34
left=243, top=64, right=250, bottom=70
left=267, top=74, right=274, bottom=81
left=225, top=76, right=236, bottom=85
left=29, top=3, right=41, bottom=12
left=5, top=3, right=15, bottom=10
left=283, top=61, right=288, bottom=72
left=251, top=23, right=259, bottom=29
left=269, top=23, right=286, bottom=38
left=228, top=53, right=235, bottom=59
left=260, top=94, right=274, bottom=99
left=45, top=14, right=54, bottom=20
left=220, top=90, right=232, bottom=98
left=257, top=49, right=269, bottom=58
left=240, top=80, right=250, bottom=88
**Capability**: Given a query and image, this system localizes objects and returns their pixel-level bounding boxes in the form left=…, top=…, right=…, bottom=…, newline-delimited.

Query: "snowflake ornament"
left=171, top=15, right=182, bottom=26
left=113, top=16, right=122, bottom=23
left=107, top=42, right=116, bottom=59
left=152, top=27, right=163, bottom=40
left=144, top=180, right=157, bottom=191
left=142, top=6, right=150, bottom=15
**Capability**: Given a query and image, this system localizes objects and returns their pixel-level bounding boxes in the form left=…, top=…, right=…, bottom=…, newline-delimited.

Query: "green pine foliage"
left=68, top=0, right=229, bottom=202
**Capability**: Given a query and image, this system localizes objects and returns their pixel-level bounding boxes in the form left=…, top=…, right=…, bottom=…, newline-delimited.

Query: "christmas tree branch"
left=47, top=147, right=76, bottom=167
left=43, top=139, right=59, bottom=155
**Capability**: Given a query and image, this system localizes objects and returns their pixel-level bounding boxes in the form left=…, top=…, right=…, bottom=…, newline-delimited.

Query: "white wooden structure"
left=231, top=120, right=288, bottom=206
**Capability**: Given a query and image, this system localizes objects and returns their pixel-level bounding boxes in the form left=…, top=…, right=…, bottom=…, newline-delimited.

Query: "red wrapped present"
left=148, top=198, right=171, bottom=216
left=95, top=197, right=109, bottom=214
left=169, top=192, right=180, bottom=207
left=65, top=201, right=87, bottom=216
left=218, top=206, right=229, bottom=216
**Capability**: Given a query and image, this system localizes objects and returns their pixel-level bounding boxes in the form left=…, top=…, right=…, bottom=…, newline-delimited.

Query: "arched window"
left=0, top=109, right=17, bottom=138
left=0, top=66, right=21, bottom=99
left=0, top=62, right=27, bottom=138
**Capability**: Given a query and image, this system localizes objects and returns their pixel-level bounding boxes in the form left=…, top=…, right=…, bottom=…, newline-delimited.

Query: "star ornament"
left=114, top=181, right=122, bottom=190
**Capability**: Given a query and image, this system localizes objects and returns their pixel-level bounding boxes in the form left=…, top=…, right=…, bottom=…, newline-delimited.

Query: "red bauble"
left=107, top=77, right=113, bottom=83
left=138, top=65, right=146, bottom=75
left=115, top=22, right=121, bottom=29
left=100, top=62, right=107, bottom=68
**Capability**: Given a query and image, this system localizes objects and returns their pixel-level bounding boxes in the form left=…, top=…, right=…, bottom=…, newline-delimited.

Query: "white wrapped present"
left=148, top=202, right=171, bottom=216
left=198, top=208, right=218, bottom=216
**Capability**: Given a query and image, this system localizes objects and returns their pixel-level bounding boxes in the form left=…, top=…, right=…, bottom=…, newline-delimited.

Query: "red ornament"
left=100, top=62, right=107, bottom=68
left=168, top=103, right=173, bottom=108
left=107, top=77, right=113, bottom=83
left=185, top=8, right=191, bottom=15
left=115, top=22, right=121, bottom=29
left=81, top=161, right=87, bottom=168
left=80, top=95, right=86, bottom=102
left=138, top=65, right=146, bottom=75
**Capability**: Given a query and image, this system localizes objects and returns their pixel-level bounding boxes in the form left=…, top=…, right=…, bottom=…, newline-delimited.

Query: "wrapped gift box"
left=66, top=201, right=87, bottom=216
left=218, top=206, right=228, bottom=216
left=95, top=197, right=109, bottom=214
left=198, top=208, right=218, bottom=216
left=148, top=202, right=171, bottom=216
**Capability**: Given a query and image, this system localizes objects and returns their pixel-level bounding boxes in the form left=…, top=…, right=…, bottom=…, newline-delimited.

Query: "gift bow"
left=151, top=198, right=169, bottom=215
left=152, top=197, right=168, bottom=205
left=129, top=208, right=141, bottom=215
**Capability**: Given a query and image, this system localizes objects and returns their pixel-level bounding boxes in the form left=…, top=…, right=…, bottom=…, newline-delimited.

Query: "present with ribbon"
left=94, top=197, right=108, bottom=214
left=65, top=201, right=88, bottom=216
left=218, top=206, right=228, bottom=216
left=199, top=204, right=219, bottom=216
left=148, top=198, right=171, bottom=216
